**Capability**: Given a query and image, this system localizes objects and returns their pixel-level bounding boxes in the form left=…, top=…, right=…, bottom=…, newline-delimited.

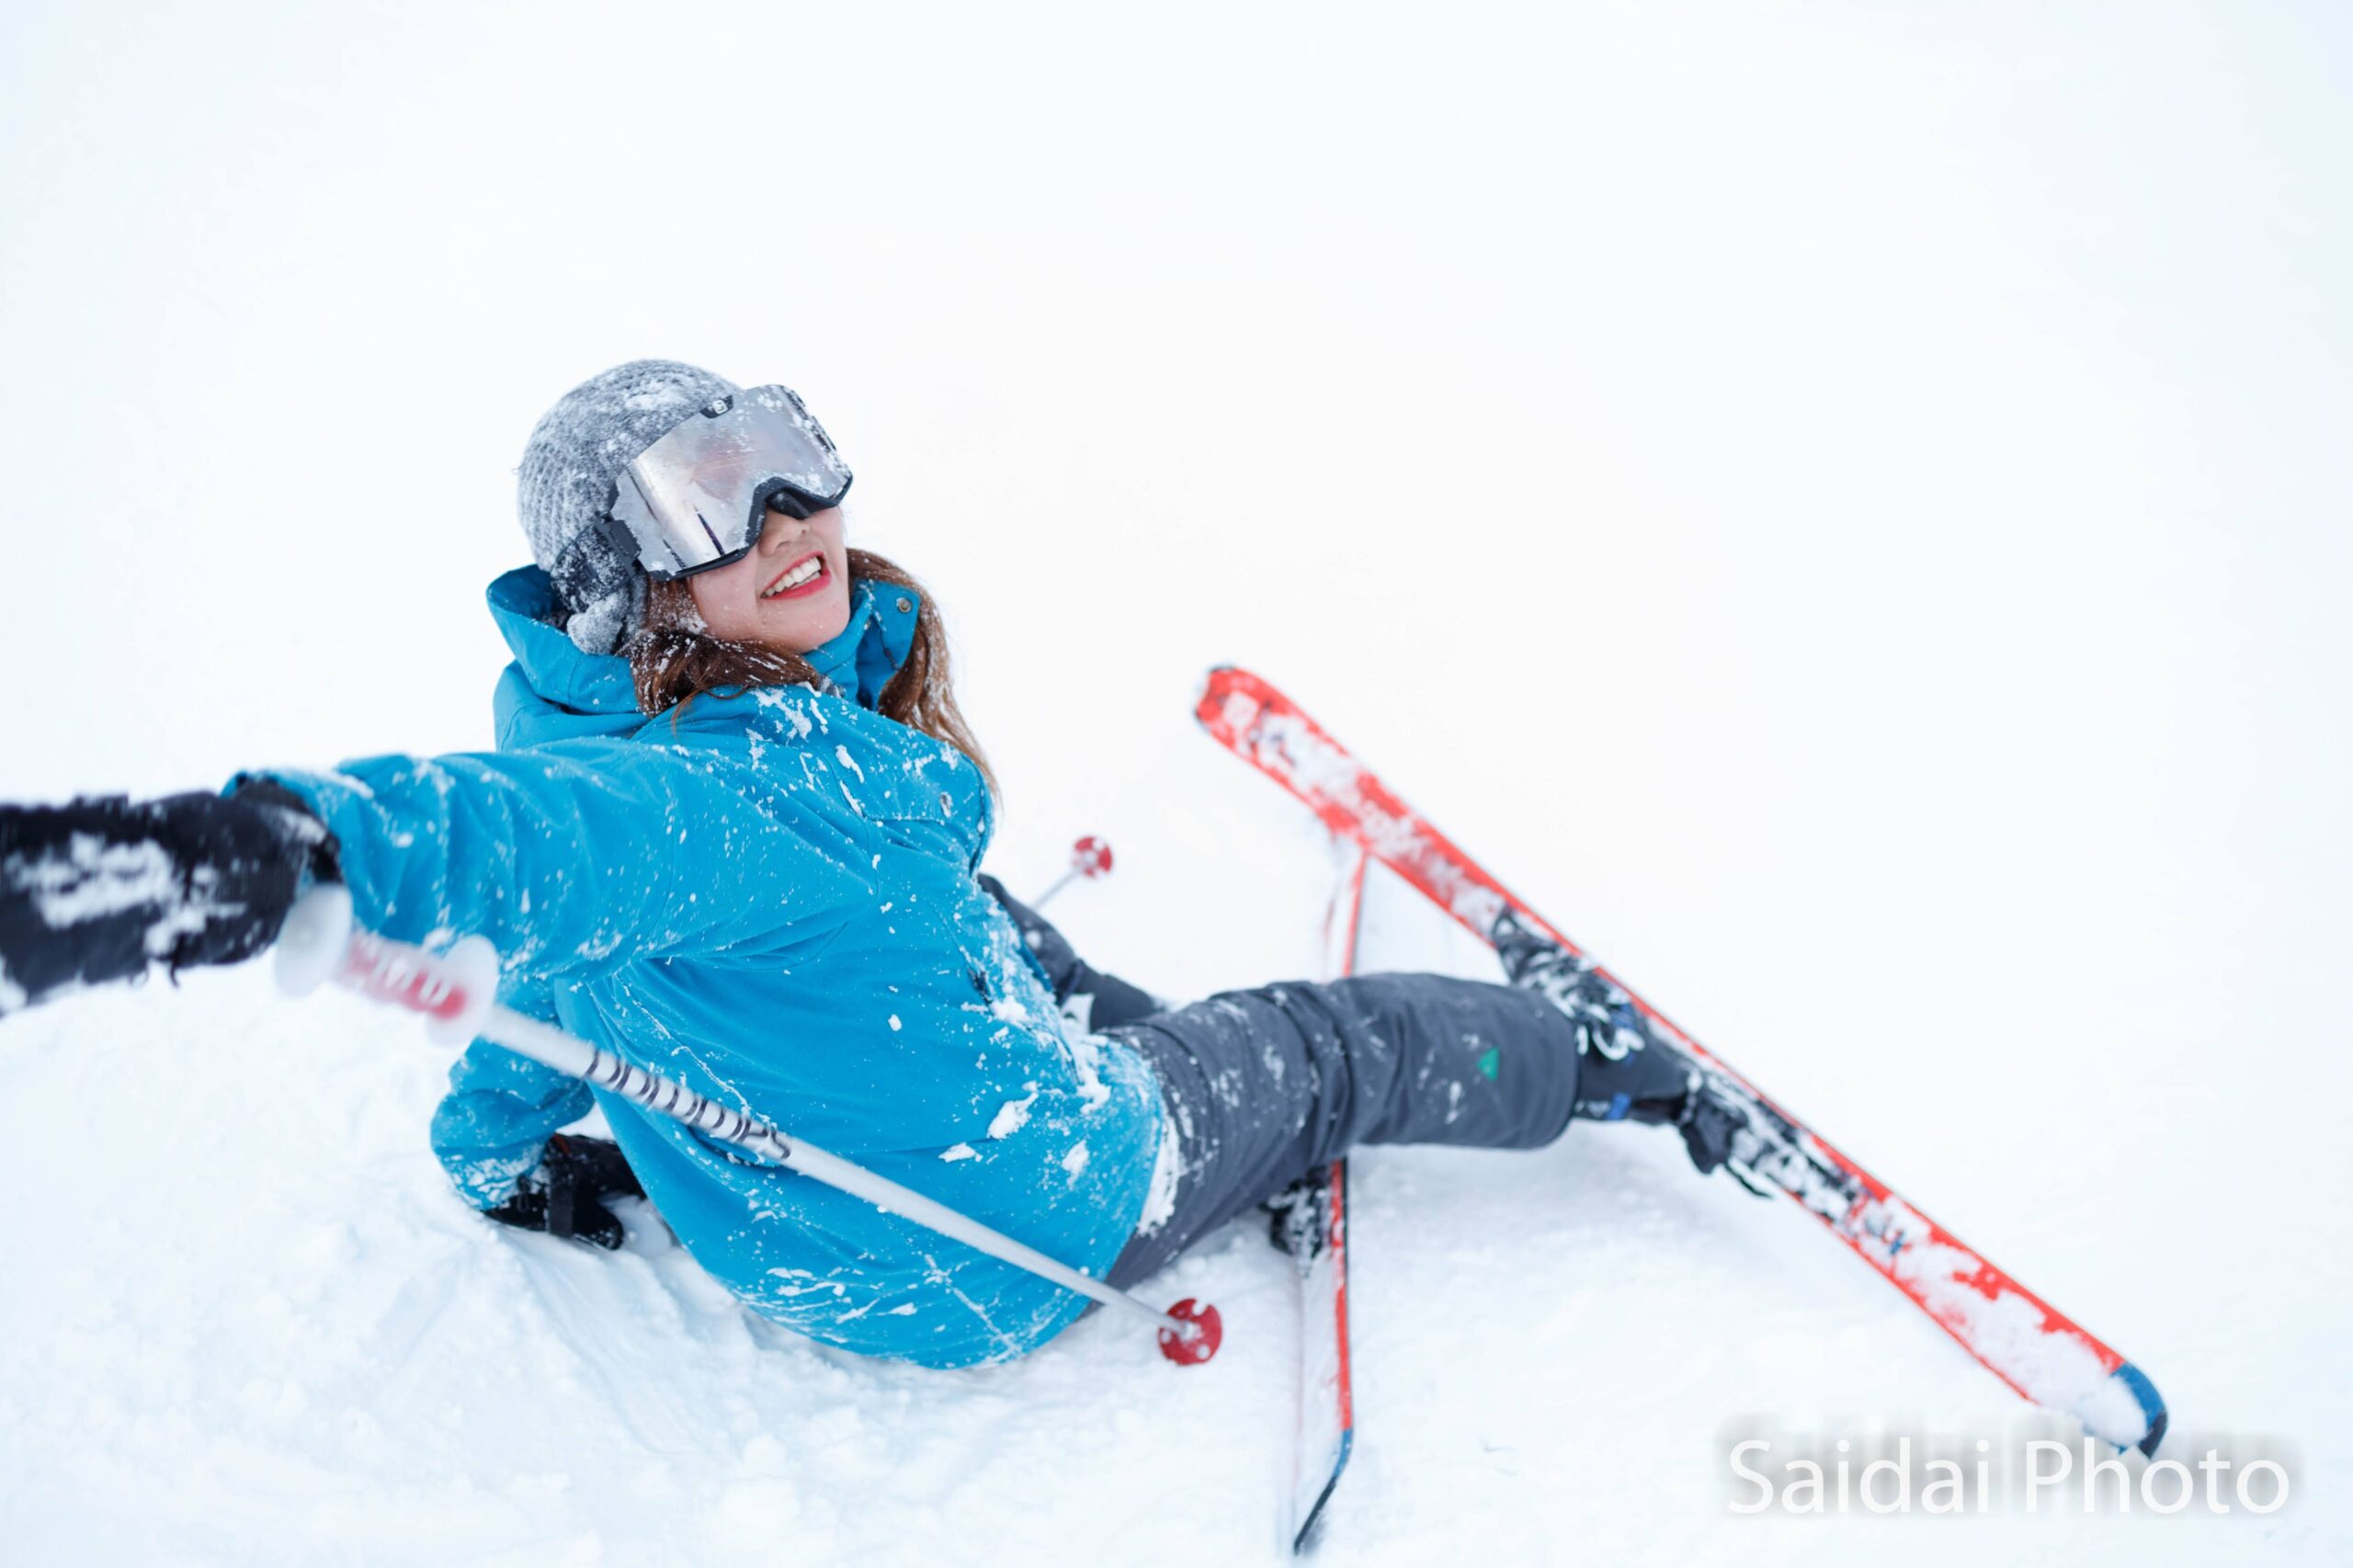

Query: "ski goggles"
left=607, top=384, right=854, bottom=580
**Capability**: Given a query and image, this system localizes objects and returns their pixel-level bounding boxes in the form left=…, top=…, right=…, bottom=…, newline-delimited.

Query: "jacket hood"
left=487, top=565, right=647, bottom=749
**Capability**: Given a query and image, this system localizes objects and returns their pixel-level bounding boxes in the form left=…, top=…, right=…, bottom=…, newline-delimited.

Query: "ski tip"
left=1290, top=1427, right=1354, bottom=1554
left=1158, top=1298, right=1222, bottom=1366
left=1194, top=666, right=1242, bottom=710
left=2114, top=1361, right=2170, bottom=1456
left=1191, top=673, right=1221, bottom=726
left=2076, top=1359, right=2169, bottom=1456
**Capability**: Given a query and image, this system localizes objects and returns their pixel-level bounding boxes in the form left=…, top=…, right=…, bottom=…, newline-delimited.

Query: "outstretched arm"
left=3, top=734, right=872, bottom=1018
left=239, top=733, right=872, bottom=984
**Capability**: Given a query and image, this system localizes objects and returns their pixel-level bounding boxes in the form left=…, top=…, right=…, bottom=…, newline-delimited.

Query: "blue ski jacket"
left=242, top=566, right=1167, bottom=1368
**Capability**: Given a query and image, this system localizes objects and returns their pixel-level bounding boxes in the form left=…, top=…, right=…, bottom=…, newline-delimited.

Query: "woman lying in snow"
left=0, top=359, right=1749, bottom=1367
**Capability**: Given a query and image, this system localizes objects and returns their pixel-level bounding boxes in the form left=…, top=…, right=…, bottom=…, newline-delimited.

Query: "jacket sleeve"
left=428, top=971, right=593, bottom=1210
left=233, top=733, right=871, bottom=983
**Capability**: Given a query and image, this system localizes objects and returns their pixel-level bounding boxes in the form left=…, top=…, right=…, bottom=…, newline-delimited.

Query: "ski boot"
left=1490, top=905, right=1763, bottom=1187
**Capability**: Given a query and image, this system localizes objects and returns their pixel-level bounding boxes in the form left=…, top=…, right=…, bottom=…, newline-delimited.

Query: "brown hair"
left=625, top=548, right=997, bottom=801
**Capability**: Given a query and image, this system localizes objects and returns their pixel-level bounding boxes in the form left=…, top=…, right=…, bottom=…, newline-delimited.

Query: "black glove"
left=0, top=786, right=337, bottom=1017
left=483, top=1133, right=647, bottom=1251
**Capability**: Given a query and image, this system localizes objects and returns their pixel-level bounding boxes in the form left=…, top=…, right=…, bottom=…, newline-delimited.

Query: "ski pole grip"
left=274, top=884, right=356, bottom=998
left=274, top=885, right=500, bottom=1045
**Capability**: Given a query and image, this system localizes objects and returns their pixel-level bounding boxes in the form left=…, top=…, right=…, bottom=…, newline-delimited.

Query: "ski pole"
left=272, top=886, right=1221, bottom=1365
left=1029, top=835, right=1113, bottom=910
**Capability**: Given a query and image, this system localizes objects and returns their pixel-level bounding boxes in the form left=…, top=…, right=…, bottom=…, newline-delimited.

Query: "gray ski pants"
left=1101, top=973, right=1585, bottom=1288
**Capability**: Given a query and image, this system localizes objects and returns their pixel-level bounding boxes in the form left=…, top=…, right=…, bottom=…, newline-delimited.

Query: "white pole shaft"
left=473, top=1004, right=1178, bottom=1335
left=278, top=890, right=1189, bottom=1339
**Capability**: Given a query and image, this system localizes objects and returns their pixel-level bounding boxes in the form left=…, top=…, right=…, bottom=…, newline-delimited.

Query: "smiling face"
left=684, top=503, right=852, bottom=653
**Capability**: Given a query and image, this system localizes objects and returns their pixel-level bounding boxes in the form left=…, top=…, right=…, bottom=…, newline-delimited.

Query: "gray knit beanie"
left=517, top=358, right=741, bottom=654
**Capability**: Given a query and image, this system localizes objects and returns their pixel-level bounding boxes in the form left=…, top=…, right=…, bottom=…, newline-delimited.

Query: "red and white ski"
left=1197, top=665, right=2168, bottom=1457
left=1270, top=1154, right=1351, bottom=1552
left=1267, top=842, right=1362, bottom=1552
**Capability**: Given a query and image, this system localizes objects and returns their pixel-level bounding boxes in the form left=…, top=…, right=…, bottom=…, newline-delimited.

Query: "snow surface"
left=4, top=2, right=2350, bottom=1562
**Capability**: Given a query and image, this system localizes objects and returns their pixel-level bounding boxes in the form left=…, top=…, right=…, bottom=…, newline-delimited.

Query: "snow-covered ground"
left=3, top=3, right=2347, bottom=1562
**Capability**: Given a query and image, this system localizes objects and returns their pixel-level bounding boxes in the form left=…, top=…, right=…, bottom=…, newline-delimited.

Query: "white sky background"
left=2, top=1, right=2349, bottom=1550
left=7, top=0, right=2344, bottom=1088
